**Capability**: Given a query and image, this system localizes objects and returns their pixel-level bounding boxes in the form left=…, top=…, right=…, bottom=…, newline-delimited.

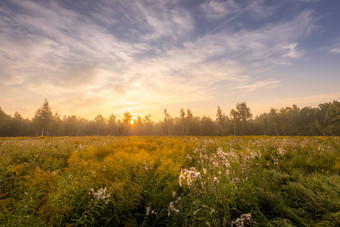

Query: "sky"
left=0, top=0, right=339, bottom=121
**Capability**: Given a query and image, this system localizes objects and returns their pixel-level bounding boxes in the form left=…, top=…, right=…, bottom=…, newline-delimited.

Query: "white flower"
left=213, top=177, right=219, bottom=183
left=179, top=168, right=201, bottom=187
left=89, top=187, right=111, bottom=201
left=175, top=197, right=181, bottom=204
left=217, top=147, right=228, bottom=157
left=143, top=163, right=148, bottom=171
left=278, top=147, right=286, bottom=156
left=179, top=175, right=184, bottom=187
left=189, top=167, right=197, bottom=172
left=146, top=207, right=157, bottom=216
left=168, top=202, right=179, bottom=216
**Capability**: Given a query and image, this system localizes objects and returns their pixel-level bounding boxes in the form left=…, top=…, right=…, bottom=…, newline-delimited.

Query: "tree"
left=123, top=112, right=132, bottom=125
left=179, top=109, right=186, bottom=135
left=51, top=113, right=63, bottom=136
left=0, top=108, right=11, bottom=136
left=256, top=113, right=268, bottom=135
left=269, top=108, right=280, bottom=136
left=108, top=114, right=117, bottom=135
left=201, top=116, right=217, bottom=136
left=142, top=115, right=154, bottom=135
left=284, top=105, right=300, bottom=135
left=32, top=99, right=53, bottom=136
left=325, top=101, right=340, bottom=135
left=235, top=102, right=252, bottom=136
left=216, top=106, right=227, bottom=136
left=163, top=109, right=172, bottom=136
left=186, top=109, right=193, bottom=135
left=230, top=109, right=239, bottom=136
left=279, top=108, right=287, bottom=135
left=63, top=115, right=78, bottom=136
left=1, top=99, right=340, bottom=137
left=315, top=103, right=329, bottom=136
left=298, top=107, right=317, bottom=135
left=120, top=111, right=132, bottom=135
left=94, top=114, right=107, bottom=135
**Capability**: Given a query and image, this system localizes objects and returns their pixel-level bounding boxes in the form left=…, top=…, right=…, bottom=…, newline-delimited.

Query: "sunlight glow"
left=130, top=116, right=138, bottom=125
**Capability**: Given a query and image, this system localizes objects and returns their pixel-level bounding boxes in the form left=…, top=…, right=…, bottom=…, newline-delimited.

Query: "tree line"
left=0, top=99, right=339, bottom=137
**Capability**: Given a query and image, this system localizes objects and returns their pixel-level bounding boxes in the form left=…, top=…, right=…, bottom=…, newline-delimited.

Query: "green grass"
left=0, top=136, right=339, bottom=226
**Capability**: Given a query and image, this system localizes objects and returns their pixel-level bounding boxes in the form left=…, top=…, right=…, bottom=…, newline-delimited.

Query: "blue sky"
left=0, top=0, right=339, bottom=120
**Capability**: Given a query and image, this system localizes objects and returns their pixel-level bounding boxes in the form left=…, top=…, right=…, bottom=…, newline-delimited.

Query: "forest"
left=0, top=100, right=339, bottom=137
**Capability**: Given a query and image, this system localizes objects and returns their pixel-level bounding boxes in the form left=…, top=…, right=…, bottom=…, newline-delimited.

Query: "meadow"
left=0, top=136, right=339, bottom=226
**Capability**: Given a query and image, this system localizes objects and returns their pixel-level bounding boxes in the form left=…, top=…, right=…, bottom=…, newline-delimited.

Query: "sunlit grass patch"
left=0, top=136, right=339, bottom=226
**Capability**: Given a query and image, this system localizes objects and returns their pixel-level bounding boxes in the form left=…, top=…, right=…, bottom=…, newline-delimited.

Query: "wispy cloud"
left=201, top=0, right=240, bottom=20
left=236, top=80, right=281, bottom=92
left=0, top=0, right=332, bottom=119
left=329, top=48, right=340, bottom=54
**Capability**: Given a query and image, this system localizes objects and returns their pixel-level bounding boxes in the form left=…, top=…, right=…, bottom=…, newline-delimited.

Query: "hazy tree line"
left=0, top=99, right=339, bottom=137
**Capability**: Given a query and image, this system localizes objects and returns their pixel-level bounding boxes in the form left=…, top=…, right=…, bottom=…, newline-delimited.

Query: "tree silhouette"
left=32, top=99, right=53, bottom=136
left=230, top=109, right=239, bottom=136
left=216, top=106, right=227, bottom=136
left=235, top=102, right=252, bottom=136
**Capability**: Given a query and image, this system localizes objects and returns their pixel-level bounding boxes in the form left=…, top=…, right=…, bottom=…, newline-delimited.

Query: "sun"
left=130, top=116, right=138, bottom=125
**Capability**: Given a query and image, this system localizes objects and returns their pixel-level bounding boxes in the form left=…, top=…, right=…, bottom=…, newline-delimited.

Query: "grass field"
left=1, top=136, right=340, bottom=226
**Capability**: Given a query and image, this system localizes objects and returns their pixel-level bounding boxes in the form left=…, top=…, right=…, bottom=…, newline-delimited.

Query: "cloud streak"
left=0, top=0, right=336, bottom=119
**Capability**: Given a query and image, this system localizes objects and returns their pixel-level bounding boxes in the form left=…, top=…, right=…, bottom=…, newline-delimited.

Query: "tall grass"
left=0, top=136, right=339, bottom=226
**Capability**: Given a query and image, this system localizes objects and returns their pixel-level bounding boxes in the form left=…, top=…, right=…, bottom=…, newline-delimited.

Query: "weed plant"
left=0, top=136, right=339, bottom=226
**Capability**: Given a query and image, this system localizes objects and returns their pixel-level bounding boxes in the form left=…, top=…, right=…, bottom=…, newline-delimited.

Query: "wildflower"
left=175, top=197, right=181, bottom=204
left=186, top=154, right=192, bottom=161
left=278, top=147, right=286, bottom=156
left=213, top=177, right=219, bottom=183
left=217, top=147, right=224, bottom=155
left=168, top=202, right=179, bottom=216
left=190, top=166, right=197, bottom=172
left=217, top=147, right=229, bottom=159
left=250, top=152, right=259, bottom=159
left=143, top=163, right=148, bottom=171
left=172, top=191, right=177, bottom=197
left=203, top=168, right=207, bottom=175
left=228, top=148, right=239, bottom=159
left=232, top=213, right=256, bottom=227
left=89, top=187, right=111, bottom=201
left=146, top=207, right=157, bottom=216
left=232, top=178, right=241, bottom=189
left=212, top=160, right=219, bottom=167
left=179, top=168, right=201, bottom=187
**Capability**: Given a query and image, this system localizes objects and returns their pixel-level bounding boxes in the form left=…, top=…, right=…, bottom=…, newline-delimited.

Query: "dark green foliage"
left=0, top=100, right=340, bottom=136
